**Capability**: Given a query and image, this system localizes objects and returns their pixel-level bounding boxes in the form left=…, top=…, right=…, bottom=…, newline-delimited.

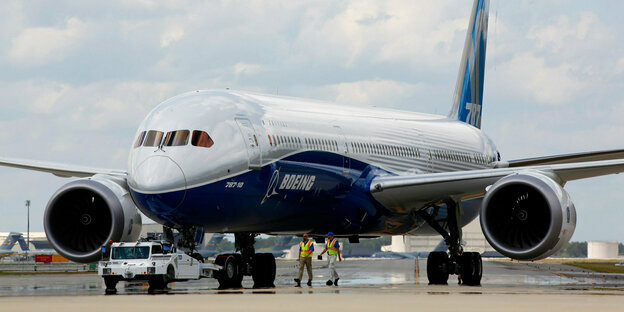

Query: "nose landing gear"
left=417, top=200, right=482, bottom=286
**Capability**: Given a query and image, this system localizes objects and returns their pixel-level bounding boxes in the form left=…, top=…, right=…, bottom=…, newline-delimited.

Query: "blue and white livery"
left=2, top=0, right=624, bottom=287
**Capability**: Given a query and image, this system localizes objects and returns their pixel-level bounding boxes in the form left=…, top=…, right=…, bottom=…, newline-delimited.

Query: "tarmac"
left=1, top=258, right=623, bottom=311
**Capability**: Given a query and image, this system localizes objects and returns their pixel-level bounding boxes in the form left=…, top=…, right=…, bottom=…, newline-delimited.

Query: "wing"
left=0, top=156, right=126, bottom=178
left=370, top=158, right=624, bottom=211
left=508, top=148, right=624, bottom=167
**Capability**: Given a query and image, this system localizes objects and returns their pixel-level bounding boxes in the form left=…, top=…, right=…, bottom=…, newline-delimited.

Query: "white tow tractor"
left=98, top=241, right=221, bottom=291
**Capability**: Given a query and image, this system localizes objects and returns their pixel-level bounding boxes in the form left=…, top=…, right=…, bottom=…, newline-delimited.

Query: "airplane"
left=266, top=236, right=296, bottom=258
left=0, top=232, right=56, bottom=261
left=1, top=0, right=624, bottom=288
left=0, top=232, right=30, bottom=257
left=196, top=233, right=226, bottom=259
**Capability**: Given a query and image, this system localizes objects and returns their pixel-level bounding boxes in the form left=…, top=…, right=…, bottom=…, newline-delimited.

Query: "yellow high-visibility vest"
left=299, top=240, right=314, bottom=258
left=327, top=239, right=339, bottom=256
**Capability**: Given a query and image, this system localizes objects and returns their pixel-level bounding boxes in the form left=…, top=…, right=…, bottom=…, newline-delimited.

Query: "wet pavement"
left=1, top=258, right=623, bottom=297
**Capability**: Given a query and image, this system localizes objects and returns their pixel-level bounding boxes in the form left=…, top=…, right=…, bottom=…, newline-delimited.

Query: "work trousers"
left=298, top=257, right=313, bottom=281
left=327, top=254, right=339, bottom=280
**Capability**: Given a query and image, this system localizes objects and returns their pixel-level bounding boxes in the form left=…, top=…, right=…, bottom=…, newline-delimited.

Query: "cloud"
left=528, top=12, right=612, bottom=55
left=0, top=79, right=183, bottom=165
left=31, top=82, right=71, bottom=114
left=290, top=1, right=468, bottom=69
left=616, top=57, right=624, bottom=75
left=490, top=52, right=584, bottom=105
left=7, top=17, right=87, bottom=67
left=321, top=79, right=426, bottom=108
left=233, top=62, right=266, bottom=78
left=160, top=26, right=185, bottom=48
left=0, top=0, right=622, bottom=241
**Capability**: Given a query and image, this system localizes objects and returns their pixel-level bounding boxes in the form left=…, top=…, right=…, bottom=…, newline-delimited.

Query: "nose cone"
left=130, top=156, right=187, bottom=210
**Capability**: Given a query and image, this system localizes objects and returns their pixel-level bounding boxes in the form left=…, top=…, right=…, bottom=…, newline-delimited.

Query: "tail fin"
left=0, top=232, right=28, bottom=252
left=272, top=236, right=294, bottom=251
left=0, top=235, right=16, bottom=251
left=203, top=233, right=225, bottom=251
left=448, top=0, right=489, bottom=129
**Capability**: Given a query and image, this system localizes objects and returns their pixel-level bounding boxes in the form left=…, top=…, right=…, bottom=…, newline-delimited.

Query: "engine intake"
left=44, top=176, right=141, bottom=263
left=481, top=172, right=576, bottom=260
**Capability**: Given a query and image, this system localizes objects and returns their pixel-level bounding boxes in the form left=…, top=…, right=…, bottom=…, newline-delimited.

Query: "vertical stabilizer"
left=448, top=0, right=489, bottom=128
left=0, top=235, right=16, bottom=251
left=0, top=232, right=28, bottom=252
left=203, top=233, right=225, bottom=251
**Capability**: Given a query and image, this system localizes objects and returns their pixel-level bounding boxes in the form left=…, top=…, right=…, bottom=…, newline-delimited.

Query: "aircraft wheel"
left=460, top=252, right=482, bottom=286
left=215, top=254, right=243, bottom=288
left=427, top=251, right=450, bottom=285
left=252, top=253, right=276, bottom=288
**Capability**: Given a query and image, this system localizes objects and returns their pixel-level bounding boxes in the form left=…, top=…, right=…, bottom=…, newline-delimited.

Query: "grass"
left=563, top=262, right=624, bottom=274
left=487, top=257, right=624, bottom=273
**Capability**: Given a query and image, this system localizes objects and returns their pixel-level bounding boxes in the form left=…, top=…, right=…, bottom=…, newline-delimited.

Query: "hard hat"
left=326, top=232, right=334, bottom=236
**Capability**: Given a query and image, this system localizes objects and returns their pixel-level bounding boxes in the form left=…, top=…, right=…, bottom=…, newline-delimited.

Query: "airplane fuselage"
left=127, top=90, right=499, bottom=236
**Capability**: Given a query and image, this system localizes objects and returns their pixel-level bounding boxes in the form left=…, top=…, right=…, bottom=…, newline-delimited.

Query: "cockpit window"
left=192, top=130, right=214, bottom=148
left=133, top=131, right=146, bottom=148
left=164, top=130, right=190, bottom=146
left=143, top=130, right=164, bottom=147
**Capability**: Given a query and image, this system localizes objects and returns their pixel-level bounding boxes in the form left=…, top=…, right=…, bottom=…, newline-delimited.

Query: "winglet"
left=448, top=0, right=489, bottom=129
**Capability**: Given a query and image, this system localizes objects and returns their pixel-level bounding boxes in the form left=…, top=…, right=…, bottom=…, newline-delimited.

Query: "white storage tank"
left=587, top=241, right=618, bottom=259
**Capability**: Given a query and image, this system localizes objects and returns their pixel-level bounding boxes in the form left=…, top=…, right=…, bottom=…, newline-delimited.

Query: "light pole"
left=25, top=200, right=30, bottom=250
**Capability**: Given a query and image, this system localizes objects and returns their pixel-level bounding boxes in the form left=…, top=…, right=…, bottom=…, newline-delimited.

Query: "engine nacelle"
left=44, top=175, right=142, bottom=263
left=480, top=172, right=576, bottom=260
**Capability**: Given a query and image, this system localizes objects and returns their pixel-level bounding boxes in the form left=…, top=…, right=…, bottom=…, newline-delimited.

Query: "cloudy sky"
left=0, top=0, right=622, bottom=242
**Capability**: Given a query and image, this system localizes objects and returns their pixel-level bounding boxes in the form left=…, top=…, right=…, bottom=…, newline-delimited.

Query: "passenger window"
left=133, top=131, right=146, bottom=148
left=191, top=130, right=214, bottom=148
left=143, top=130, right=164, bottom=147
left=164, top=130, right=190, bottom=146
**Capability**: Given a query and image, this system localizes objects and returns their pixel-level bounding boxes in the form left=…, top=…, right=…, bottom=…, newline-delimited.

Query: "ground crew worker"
left=319, top=232, right=342, bottom=286
left=294, top=234, right=314, bottom=287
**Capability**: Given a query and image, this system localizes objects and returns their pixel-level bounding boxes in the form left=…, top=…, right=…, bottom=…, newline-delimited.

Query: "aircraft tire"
left=460, top=252, right=482, bottom=286
left=252, top=253, right=276, bottom=288
left=215, top=254, right=243, bottom=289
left=427, top=251, right=450, bottom=285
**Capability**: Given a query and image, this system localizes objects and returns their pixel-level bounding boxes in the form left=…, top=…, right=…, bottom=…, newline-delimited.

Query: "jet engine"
left=44, top=175, right=142, bottom=263
left=480, top=172, right=576, bottom=260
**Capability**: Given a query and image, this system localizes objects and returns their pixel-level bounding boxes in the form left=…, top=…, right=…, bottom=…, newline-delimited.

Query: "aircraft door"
left=333, top=125, right=350, bottom=173
left=235, top=118, right=262, bottom=170
left=413, top=128, right=432, bottom=173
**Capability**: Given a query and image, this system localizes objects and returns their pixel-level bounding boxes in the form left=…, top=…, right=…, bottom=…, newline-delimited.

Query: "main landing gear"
left=213, top=233, right=276, bottom=289
left=417, top=200, right=482, bottom=286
